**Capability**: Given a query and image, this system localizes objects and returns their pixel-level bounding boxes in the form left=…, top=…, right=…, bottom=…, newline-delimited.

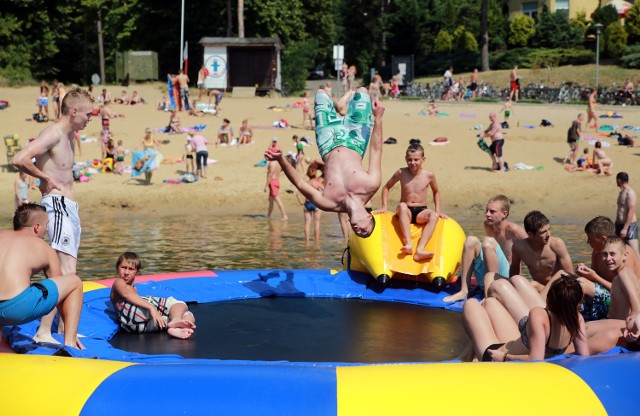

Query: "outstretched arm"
left=377, top=170, right=400, bottom=212
left=265, top=149, right=335, bottom=210
left=366, top=99, right=385, bottom=190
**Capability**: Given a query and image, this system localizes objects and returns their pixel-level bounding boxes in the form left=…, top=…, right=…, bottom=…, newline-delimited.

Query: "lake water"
left=4, top=213, right=592, bottom=362
left=1, top=213, right=592, bottom=279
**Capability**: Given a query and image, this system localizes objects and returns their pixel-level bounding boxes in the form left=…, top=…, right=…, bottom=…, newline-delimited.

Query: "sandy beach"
left=0, top=83, right=637, bottom=224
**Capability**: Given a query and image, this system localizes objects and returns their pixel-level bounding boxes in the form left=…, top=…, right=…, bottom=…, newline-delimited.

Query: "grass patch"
left=471, top=97, right=500, bottom=103
left=517, top=99, right=545, bottom=104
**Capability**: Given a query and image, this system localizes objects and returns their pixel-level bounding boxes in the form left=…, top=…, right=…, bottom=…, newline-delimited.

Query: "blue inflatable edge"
left=3, top=269, right=638, bottom=415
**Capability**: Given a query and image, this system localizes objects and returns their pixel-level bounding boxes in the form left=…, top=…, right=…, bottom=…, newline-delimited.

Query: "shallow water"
left=0, top=214, right=592, bottom=279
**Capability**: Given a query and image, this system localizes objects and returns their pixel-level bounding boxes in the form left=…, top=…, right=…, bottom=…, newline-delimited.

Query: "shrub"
left=434, top=29, right=453, bottom=54
left=490, top=48, right=594, bottom=70
left=509, top=15, right=535, bottom=47
left=606, top=21, right=628, bottom=59
left=620, top=44, right=640, bottom=68
left=281, top=39, right=318, bottom=96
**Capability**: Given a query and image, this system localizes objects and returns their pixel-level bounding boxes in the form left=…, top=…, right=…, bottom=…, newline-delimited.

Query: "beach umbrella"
left=607, top=0, right=634, bottom=17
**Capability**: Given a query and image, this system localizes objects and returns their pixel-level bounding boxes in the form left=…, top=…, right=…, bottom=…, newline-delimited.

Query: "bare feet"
left=413, top=250, right=434, bottom=262
left=400, top=244, right=413, bottom=255
left=33, top=333, right=60, bottom=345
left=67, top=336, right=86, bottom=350
left=168, top=319, right=196, bottom=330
left=168, top=327, right=195, bottom=339
left=443, top=290, right=468, bottom=303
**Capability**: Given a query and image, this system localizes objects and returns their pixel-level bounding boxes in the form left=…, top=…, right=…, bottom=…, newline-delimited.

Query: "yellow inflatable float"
left=343, top=212, right=465, bottom=289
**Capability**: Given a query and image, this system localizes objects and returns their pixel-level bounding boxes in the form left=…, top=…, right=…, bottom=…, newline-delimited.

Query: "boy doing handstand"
left=378, top=143, right=446, bottom=261
left=110, top=252, right=196, bottom=339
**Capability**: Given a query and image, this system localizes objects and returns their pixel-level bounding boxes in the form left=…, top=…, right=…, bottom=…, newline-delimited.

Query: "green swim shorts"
left=314, top=91, right=374, bottom=159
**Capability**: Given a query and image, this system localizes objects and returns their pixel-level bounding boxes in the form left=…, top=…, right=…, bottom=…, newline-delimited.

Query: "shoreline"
left=0, top=83, right=636, bottom=226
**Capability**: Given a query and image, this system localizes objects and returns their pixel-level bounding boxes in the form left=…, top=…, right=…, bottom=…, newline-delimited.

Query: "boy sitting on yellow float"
left=376, top=143, right=447, bottom=262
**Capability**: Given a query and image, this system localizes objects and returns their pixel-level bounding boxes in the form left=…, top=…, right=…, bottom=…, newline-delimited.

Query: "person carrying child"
left=377, top=143, right=447, bottom=261
left=110, top=252, right=196, bottom=339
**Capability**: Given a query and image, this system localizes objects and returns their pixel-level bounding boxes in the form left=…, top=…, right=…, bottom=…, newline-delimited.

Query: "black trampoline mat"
left=109, top=297, right=466, bottom=363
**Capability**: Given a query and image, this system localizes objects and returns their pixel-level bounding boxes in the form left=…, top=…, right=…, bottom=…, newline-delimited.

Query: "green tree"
left=434, top=29, right=453, bottom=53
left=508, top=15, right=535, bottom=47
left=592, top=4, right=620, bottom=28
left=625, top=5, right=640, bottom=44
left=453, top=26, right=478, bottom=52
left=532, top=6, right=584, bottom=49
left=605, top=20, right=628, bottom=59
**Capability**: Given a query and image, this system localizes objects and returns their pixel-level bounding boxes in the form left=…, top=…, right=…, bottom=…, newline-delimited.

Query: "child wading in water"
left=110, top=252, right=196, bottom=339
left=377, top=143, right=447, bottom=261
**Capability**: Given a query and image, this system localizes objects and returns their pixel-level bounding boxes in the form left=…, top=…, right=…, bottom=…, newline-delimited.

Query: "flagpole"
left=180, top=0, right=185, bottom=70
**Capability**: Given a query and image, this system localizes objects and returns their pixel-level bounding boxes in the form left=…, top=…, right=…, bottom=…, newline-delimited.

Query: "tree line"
left=1, top=0, right=638, bottom=92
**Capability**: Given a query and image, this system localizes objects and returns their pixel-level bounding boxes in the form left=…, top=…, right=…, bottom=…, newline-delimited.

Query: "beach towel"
left=131, top=150, right=163, bottom=177
left=477, top=138, right=490, bottom=153
left=522, top=125, right=535, bottom=129
left=459, top=113, right=476, bottom=118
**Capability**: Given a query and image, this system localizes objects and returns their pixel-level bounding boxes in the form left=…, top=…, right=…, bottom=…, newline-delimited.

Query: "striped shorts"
left=41, top=195, right=81, bottom=259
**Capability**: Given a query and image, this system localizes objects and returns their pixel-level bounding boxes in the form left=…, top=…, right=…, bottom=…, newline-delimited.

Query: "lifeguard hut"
left=198, top=37, right=281, bottom=96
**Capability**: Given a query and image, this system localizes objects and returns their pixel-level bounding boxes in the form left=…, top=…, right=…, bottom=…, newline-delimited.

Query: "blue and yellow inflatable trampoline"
left=1, top=269, right=637, bottom=415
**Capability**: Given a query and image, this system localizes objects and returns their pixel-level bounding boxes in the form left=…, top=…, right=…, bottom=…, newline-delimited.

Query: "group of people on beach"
left=2, top=75, right=639, bottom=363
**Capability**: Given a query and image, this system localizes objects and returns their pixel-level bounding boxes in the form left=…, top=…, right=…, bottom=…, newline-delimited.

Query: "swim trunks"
left=490, top=139, right=504, bottom=157
left=579, top=282, right=610, bottom=322
left=315, top=91, right=374, bottom=159
left=408, top=206, right=428, bottom=224
left=180, top=87, right=189, bottom=100
left=0, top=280, right=59, bottom=326
left=472, top=244, right=510, bottom=290
left=504, top=110, right=511, bottom=117
left=510, top=81, right=517, bottom=91
left=102, top=118, right=110, bottom=127
left=38, top=97, right=49, bottom=106
left=268, top=179, right=280, bottom=197
left=616, top=221, right=638, bottom=240
left=41, top=195, right=81, bottom=259
left=117, top=296, right=185, bottom=333
left=116, top=155, right=125, bottom=162
left=304, top=201, right=317, bottom=212
left=469, top=82, right=478, bottom=91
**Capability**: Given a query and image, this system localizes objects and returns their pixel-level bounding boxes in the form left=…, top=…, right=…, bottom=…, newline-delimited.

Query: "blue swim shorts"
left=314, top=91, right=373, bottom=159
left=0, top=280, right=59, bottom=326
left=472, top=244, right=510, bottom=290
left=579, top=282, right=610, bottom=322
left=616, top=221, right=638, bottom=240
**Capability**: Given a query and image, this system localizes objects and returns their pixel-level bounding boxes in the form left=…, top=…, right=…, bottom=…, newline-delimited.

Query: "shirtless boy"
left=585, top=237, right=640, bottom=354
left=443, top=195, right=527, bottom=302
left=13, top=87, right=93, bottom=344
left=0, top=204, right=84, bottom=349
left=486, top=210, right=574, bottom=308
left=509, top=65, right=519, bottom=102
left=615, top=172, right=638, bottom=253
left=378, top=143, right=446, bottom=262
left=111, top=252, right=195, bottom=339
left=576, top=216, right=640, bottom=322
left=265, top=153, right=288, bottom=221
left=479, top=112, right=505, bottom=172
left=265, top=87, right=384, bottom=238
left=176, top=69, right=190, bottom=111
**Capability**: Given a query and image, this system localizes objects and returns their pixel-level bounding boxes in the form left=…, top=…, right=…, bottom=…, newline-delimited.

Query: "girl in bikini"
left=463, top=274, right=589, bottom=362
left=238, top=119, right=253, bottom=145
left=301, top=91, right=314, bottom=130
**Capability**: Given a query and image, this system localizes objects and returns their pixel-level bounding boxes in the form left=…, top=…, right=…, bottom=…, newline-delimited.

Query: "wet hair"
left=584, top=216, right=615, bottom=238
left=487, top=195, right=510, bottom=215
left=546, top=274, right=583, bottom=341
left=13, top=203, right=46, bottom=231
left=523, top=210, right=549, bottom=234
left=306, top=165, right=317, bottom=179
left=116, top=251, right=142, bottom=272
left=353, top=215, right=376, bottom=239
left=604, top=236, right=627, bottom=254
left=61, top=87, right=94, bottom=115
left=595, top=141, right=602, bottom=149
left=616, top=172, right=629, bottom=183
left=406, top=144, right=425, bottom=156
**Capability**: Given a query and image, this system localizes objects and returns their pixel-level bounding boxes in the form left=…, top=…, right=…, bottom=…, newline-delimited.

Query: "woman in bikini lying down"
left=462, top=274, right=589, bottom=362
